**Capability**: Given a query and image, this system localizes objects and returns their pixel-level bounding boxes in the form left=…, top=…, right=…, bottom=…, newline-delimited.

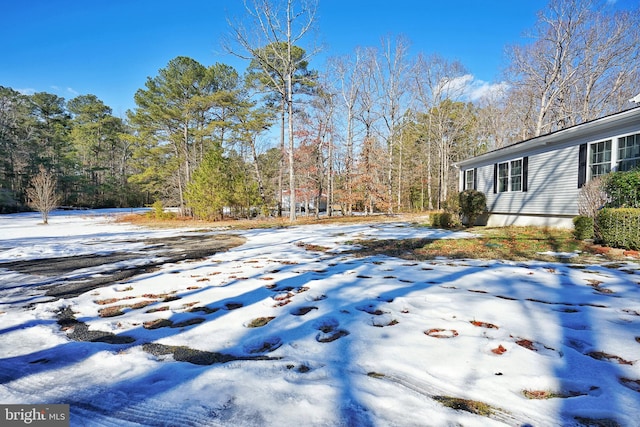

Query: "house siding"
left=472, top=144, right=579, bottom=217
left=456, top=107, right=640, bottom=228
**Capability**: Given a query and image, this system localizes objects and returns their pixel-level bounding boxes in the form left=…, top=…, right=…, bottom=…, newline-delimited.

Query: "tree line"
left=2, top=0, right=638, bottom=220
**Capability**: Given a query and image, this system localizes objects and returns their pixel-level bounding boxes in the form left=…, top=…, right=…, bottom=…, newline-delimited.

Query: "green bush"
left=429, top=213, right=441, bottom=228
left=147, top=200, right=176, bottom=220
left=572, top=215, right=594, bottom=240
left=458, top=190, right=486, bottom=227
left=430, top=212, right=460, bottom=229
left=604, top=169, right=640, bottom=208
left=442, top=193, right=460, bottom=216
left=596, top=208, right=640, bottom=250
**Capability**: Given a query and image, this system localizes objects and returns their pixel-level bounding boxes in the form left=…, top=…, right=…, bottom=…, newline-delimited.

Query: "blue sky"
left=1, top=0, right=630, bottom=116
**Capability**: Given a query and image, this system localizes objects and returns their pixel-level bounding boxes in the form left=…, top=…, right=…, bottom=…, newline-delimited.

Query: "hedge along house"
left=454, top=105, right=640, bottom=228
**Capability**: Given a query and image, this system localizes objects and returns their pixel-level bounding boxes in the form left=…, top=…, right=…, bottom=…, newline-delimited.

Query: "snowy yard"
left=1, top=211, right=639, bottom=426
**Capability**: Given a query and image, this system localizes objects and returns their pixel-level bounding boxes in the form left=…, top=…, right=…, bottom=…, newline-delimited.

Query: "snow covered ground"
left=1, top=210, right=639, bottom=426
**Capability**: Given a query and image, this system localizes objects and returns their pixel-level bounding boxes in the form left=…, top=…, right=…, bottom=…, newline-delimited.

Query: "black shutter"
left=578, top=143, right=587, bottom=188
left=493, top=163, right=498, bottom=193
left=473, top=168, right=478, bottom=190
left=522, top=157, right=528, bottom=192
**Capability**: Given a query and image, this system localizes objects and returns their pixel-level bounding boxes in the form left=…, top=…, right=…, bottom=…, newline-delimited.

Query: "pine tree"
left=184, top=147, right=233, bottom=221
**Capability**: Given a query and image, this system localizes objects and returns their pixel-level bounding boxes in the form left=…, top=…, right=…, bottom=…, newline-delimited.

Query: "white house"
left=454, top=106, right=640, bottom=228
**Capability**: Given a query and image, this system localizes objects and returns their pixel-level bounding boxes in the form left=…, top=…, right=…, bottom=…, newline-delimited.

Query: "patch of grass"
left=118, top=213, right=633, bottom=263
left=296, top=242, right=331, bottom=252
left=522, top=389, right=588, bottom=399
left=98, top=305, right=127, bottom=318
left=418, top=226, right=586, bottom=261
left=432, top=395, right=494, bottom=416
left=188, top=306, right=220, bottom=314
left=246, top=317, right=276, bottom=328
left=143, top=318, right=173, bottom=329
left=171, top=317, right=206, bottom=328
left=349, top=226, right=629, bottom=263
left=118, top=211, right=400, bottom=230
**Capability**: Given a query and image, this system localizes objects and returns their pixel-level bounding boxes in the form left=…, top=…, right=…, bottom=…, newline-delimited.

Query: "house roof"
left=454, top=105, right=640, bottom=169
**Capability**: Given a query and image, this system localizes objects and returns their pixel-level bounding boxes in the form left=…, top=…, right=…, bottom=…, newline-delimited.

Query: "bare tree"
left=505, top=0, right=640, bottom=137
left=577, top=176, right=607, bottom=218
left=226, top=0, right=318, bottom=221
left=412, top=53, right=468, bottom=209
left=354, top=47, right=384, bottom=214
left=475, top=84, right=515, bottom=150
left=26, top=165, right=59, bottom=224
left=326, top=53, right=364, bottom=215
left=375, top=35, right=412, bottom=213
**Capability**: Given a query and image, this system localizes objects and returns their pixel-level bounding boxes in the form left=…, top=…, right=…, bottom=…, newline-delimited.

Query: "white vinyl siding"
left=475, top=145, right=580, bottom=217
left=456, top=107, right=640, bottom=226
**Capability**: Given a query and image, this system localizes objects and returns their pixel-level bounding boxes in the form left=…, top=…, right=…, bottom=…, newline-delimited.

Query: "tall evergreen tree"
left=184, top=146, right=234, bottom=221
left=128, top=57, right=241, bottom=213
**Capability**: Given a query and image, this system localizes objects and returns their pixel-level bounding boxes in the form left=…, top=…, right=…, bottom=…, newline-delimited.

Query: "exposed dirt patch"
left=432, top=395, right=494, bottom=416
left=1, top=233, right=245, bottom=300
left=315, top=319, right=350, bottom=343
left=619, top=377, right=640, bottom=393
left=491, top=344, right=508, bottom=355
left=291, top=306, right=318, bottom=316
left=356, top=304, right=386, bottom=315
left=56, top=307, right=135, bottom=344
left=142, top=343, right=278, bottom=365
left=523, top=387, right=597, bottom=399
left=574, top=415, right=622, bottom=427
left=424, top=328, right=459, bottom=339
left=587, top=351, right=633, bottom=365
left=471, top=320, right=499, bottom=329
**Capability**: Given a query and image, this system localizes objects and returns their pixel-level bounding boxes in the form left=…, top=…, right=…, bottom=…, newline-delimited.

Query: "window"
left=498, top=162, right=509, bottom=192
left=496, top=159, right=525, bottom=193
left=589, top=140, right=611, bottom=179
left=618, top=133, right=640, bottom=172
left=510, top=159, right=522, bottom=192
left=464, top=169, right=475, bottom=190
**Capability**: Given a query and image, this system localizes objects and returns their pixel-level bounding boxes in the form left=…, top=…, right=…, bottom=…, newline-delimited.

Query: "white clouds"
left=436, top=74, right=475, bottom=99
left=438, top=74, right=509, bottom=103
left=49, top=85, right=80, bottom=97
left=467, top=79, right=510, bottom=102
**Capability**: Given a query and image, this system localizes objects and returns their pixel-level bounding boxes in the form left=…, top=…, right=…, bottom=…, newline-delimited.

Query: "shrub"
left=147, top=200, right=176, bottom=220
left=604, top=169, right=640, bottom=208
left=442, top=193, right=460, bottom=216
left=577, top=176, right=607, bottom=218
left=458, top=190, right=486, bottom=227
left=429, top=212, right=442, bottom=228
left=572, top=215, right=594, bottom=240
left=430, top=212, right=460, bottom=229
left=596, top=208, right=640, bottom=250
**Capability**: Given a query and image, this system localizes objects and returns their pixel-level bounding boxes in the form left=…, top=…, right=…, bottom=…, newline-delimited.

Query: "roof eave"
left=454, top=106, right=640, bottom=168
